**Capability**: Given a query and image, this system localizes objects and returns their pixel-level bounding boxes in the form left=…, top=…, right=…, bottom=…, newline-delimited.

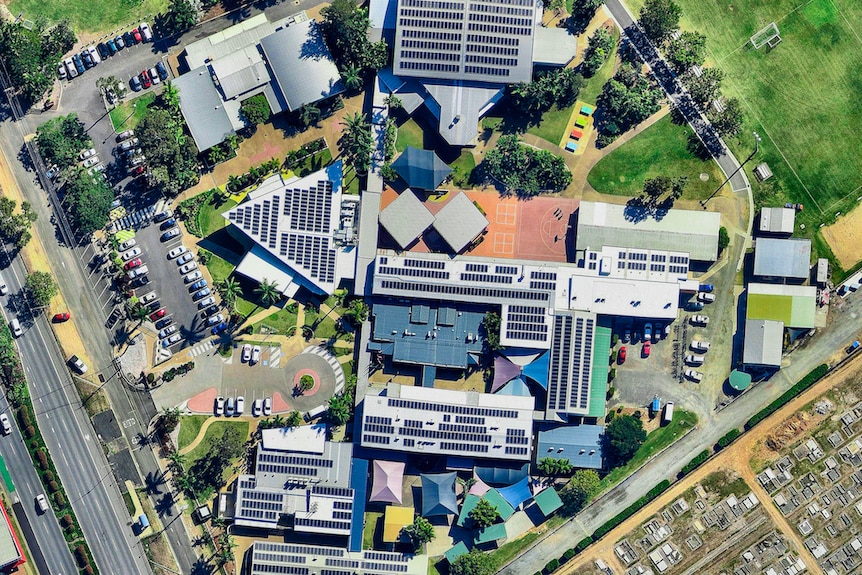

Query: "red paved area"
left=187, top=387, right=218, bottom=413
left=379, top=187, right=577, bottom=262
left=293, top=368, right=321, bottom=396
left=272, top=392, right=292, bottom=414
left=248, top=140, right=281, bottom=165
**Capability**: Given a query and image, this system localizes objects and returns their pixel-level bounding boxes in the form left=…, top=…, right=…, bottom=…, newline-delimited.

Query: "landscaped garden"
left=109, top=92, right=156, bottom=131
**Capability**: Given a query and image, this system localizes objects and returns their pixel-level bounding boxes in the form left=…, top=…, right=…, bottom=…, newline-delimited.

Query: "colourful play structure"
left=561, top=103, right=594, bottom=155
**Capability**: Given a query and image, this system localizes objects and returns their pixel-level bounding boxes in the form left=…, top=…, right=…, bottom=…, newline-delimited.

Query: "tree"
left=483, top=135, right=572, bottom=195
left=0, top=197, right=37, bottom=249
left=670, top=176, right=687, bottom=199
left=342, top=298, right=369, bottom=329
left=339, top=111, right=373, bottom=174
left=342, top=64, right=363, bottom=91
left=167, top=450, right=187, bottom=474
left=639, top=0, right=682, bottom=44
left=450, top=549, right=494, bottom=575
left=286, top=410, right=303, bottom=428
left=560, top=470, right=600, bottom=516
left=63, top=171, right=113, bottom=234
left=643, top=176, right=672, bottom=200
left=161, top=81, right=180, bottom=111
left=297, top=103, right=321, bottom=128
left=718, top=226, right=730, bottom=253
left=36, top=114, right=89, bottom=169
left=320, top=0, right=387, bottom=72
left=595, top=64, right=663, bottom=139
left=240, top=94, right=271, bottom=126
left=299, top=375, right=315, bottom=392
left=707, top=97, right=743, bottom=137
left=684, top=67, right=723, bottom=109
left=254, top=278, right=281, bottom=308
left=402, top=516, right=435, bottom=548
left=160, top=407, right=181, bottom=433
left=604, top=415, right=646, bottom=467
left=582, top=27, right=615, bottom=77
left=217, top=277, right=242, bottom=310
left=328, top=392, right=352, bottom=426
left=379, top=162, right=398, bottom=181
left=137, top=106, right=200, bottom=196
left=167, top=0, right=198, bottom=33
left=481, top=311, right=501, bottom=351
left=537, top=457, right=573, bottom=476
left=469, top=498, right=500, bottom=529
left=25, top=271, right=58, bottom=307
left=666, top=31, right=706, bottom=72
left=384, top=94, right=403, bottom=110
left=568, top=0, right=606, bottom=34
left=0, top=21, right=76, bottom=104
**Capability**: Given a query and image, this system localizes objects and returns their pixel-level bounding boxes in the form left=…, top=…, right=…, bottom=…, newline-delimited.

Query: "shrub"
left=48, top=480, right=59, bottom=493
left=18, top=405, right=31, bottom=427
left=75, top=545, right=88, bottom=567
left=545, top=559, right=560, bottom=573
left=36, top=449, right=48, bottom=469
left=43, top=470, right=54, bottom=482
left=61, top=514, right=73, bottom=528
left=83, top=565, right=94, bottom=575
left=716, top=428, right=741, bottom=450
left=593, top=480, right=670, bottom=540
left=680, top=450, right=710, bottom=476
left=54, top=491, right=65, bottom=508
left=746, top=364, right=829, bottom=429
left=575, top=537, right=593, bottom=552
left=562, top=548, right=576, bottom=561
left=25, top=425, right=36, bottom=439
left=29, top=440, right=38, bottom=450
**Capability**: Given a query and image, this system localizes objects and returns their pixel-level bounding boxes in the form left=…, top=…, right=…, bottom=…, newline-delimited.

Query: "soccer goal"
left=750, top=22, right=781, bottom=49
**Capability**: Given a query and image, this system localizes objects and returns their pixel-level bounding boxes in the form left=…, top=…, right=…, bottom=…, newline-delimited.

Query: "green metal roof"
left=473, top=522, right=507, bottom=544
left=588, top=324, right=611, bottom=418
left=746, top=284, right=816, bottom=328
left=533, top=487, right=563, bottom=517
left=444, top=542, right=469, bottom=564
left=456, top=494, right=480, bottom=528
left=483, top=489, right=515, bottom=521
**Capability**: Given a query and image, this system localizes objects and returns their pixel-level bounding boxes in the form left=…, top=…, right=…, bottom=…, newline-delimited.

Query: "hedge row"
left=745, top=364, right=829, bottom=429
left=679, top=450, right=710, bottom=477
left=716, top=428, right=741, bottom=450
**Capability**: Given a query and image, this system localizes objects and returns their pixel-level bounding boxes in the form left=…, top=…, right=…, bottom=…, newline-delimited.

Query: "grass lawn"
left=526, top=104, right=573, bottom=146
left=395, top=118, right=425, bottom=152
left=587, top=115, right=726, bottom=200
left=579, top=27, right=621, bottom=105
left=253, top=307, right=299, bottom=335
left=109, top=92, right=155, bottom=132
left=599, top=410, right=698, bottom=491
left=203, top=253, right=235, bottom=285
left=184, top=421, right=249, bottom=477
left=197, top=196, right=236, bottom=237
left=362, top=511, right=383, bottom=549
left=305, top=308, right=339, bottom=340
left=449, top=151, right=476, bottom=188
left=629, top=0, right=862, bottom=269
left=177, top=415, right=208, bottom=451
left=295, top=149, right=333, bottom=177
left=9, top=0, right=168, bottom=32
left=490, top=531, right=541, bottom=569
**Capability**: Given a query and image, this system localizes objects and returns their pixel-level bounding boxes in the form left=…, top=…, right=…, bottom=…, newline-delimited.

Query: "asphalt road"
left=0, top=386, right=76, bottom=574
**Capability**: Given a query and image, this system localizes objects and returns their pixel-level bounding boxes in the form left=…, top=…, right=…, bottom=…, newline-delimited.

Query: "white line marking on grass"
left=824, top=182, right=862, bottom=214
left=830, top=0, right=862, bottom=47
left=716, top=0, right=818, bottom=65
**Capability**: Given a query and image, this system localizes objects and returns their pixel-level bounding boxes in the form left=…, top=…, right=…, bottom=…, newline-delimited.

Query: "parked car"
left=117, top=130, right=135, bottom=142
left=35, top=494, right=49, bottom=514
left=176, top=252, right=194, bottom=265
left=225, top=396, right=235, bottom=416
left=72, top=53, right=85, bottom=74
left=155, top=317, right=173, bottom=330
left=64, top=57, right=78, bottom=78
left=690, top=340, right=711, bottom=353
left=211, top=322, right=228, bottom=335
left=97, top=42, right=110, bottom=59
left=139, top=22, right=153, bottom=41
left=618, top=346, right=626, bottom=364
left=132, top=28, right=142, bottom=43
left=149, top=308, right=167, bottom=321
left=197, top=296, right=216, bottom=309
left=193, top=288, right=211, bottom=301
left=155, top=61, right=168, bottom=80
left=161, top=228, right=180, bottom=242
left=123, top=258, right=143, bottom=270
left=0, top=274, right=7, bottom=296
left=141, top=292, right=158, bottom=305
left=81, top=50, right=94, bottom=68
left=106, top=38, right=118, bottom=55
left=88, top=46, right=102, bottom=64
left=130, top=75, right=142, bottom=92
left=149, top=67, right=161, bottom=84
left=69, top=355, right=88, bottom=373
left=214, top=396, right=225, bottom=416
left=154, top=210, right=172, bottom=223
left=642, top=340, right=651, bottom=357
left=140, top=69, right=151, bottom=89
left=146, top=300, right=162, bottom=312
left=654, top=323, right=663, bottom=341
left=10, top=318, right=22, bottom=338
left=129, top=155, right=146, bottom=166
left=235, top=396, right=245, bottom=416
left=697, top=292, right=716, bottom=303
left=127, top=265, right=149, bottom=279
left=686, top=301, right=704, bottom=311
left=685, top=354, right=705, bottom=366
left=251, top=346, right=261, bottom=364
left=263, top=397, right=272, bottom=416
left=189, top=279, right=207, bottom=291
left=623, top=329, right=631, bottom=343
left=131, top=275, right=150, bottom=288
left=82, top=157, right=100, bottom=168
left=252, top=399, right=262, bottom=417
left=119, top=138, right=139, bottom=151
left=685, top=369, right=704, bottom=382
left=158, top=325, right=177, bottom=338
left=0, top=414, right=10, bottom=435
left=200, top=305, right=218, bottom=317
left=160, top=218, right=177, bottom=230
left=184, top=271, right=202, bottom=284
left=242, top=344, right=251, bottom=362
left=161, top=334, right=181, bottom=347
left=122, top=247, right=142, bottom=261
left=690, top=315, right=710, bottom=326
left=699, top=284, right=714, bottom=293
left=114, top=35, right=125, bottom=50
left=180, top=261, right=198, bottom=274
left=205, top=313, right=223, bottom=326
left=118, top=238, right=136, bottom=250
left=644, top=323, right=652, bottom=341
left=80, top=148, right=97, bottom=160
left=123, top=30, right=136, bottom=46
left=57, top=63, right=67, bottom=80
left=52, top=312, right=70, bottom=323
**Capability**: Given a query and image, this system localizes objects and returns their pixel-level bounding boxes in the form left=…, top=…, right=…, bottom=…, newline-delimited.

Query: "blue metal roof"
left=475, top=464, right=530, bottom=487
left=536, top=425, right=604, bottom=470
left=421, top=473, right=458, bottom=517
left=349, top=457, right=369, bottom=552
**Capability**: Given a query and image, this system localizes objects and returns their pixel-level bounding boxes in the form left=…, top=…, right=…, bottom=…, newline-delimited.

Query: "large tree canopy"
left=64, top=171, right=113, bottom=235
left=484, top=135, right=572, bottom=196
left=137, top=101, right=200, bottom=196
left=638, top=0, right=682, bottom=44
left=0, top=21, right=76, bottom=104
left=596, top=63, right=662, bottom=141
left=320, top=0, right=389, bottom=73
left=36, top=114, right=89, bottom=169
left=604, top=415, right=646, bottom=467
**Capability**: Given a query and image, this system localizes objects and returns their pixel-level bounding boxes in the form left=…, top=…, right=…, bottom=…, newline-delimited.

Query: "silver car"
left=179, top=261, right=198, bottom=274
left=176, top=252, right=194, bottom=265
left=197, top=297, right=215, bottom=309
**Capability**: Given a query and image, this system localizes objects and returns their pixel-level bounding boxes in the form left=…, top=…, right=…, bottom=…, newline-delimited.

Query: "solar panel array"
left=294, top=517, right=351, bottom=533
left=252, top=542, right=415, bottom=575
left=547, top=314, right=595, bottom=415
left=504, top=304, right=549, bottom=343
left=256, top=451, right=333, bottom=478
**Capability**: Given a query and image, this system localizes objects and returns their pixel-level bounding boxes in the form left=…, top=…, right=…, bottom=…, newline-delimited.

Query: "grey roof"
left=259, top=19, right=344, bottom=112
left=424, top=81, right=504, bottom=146
left=533, top=27, right=578, bottom=66
left=393, top=0, right=538, bottom=84
left=743, top=319, right=784, bottom=367
left=378, top=189, right=434, bottom=248
left=536, top=425, right=604, bottom=470
left=390, top=147, right=452, bottom=190
left=753, top=238, right=811, bottom=279
left=432, top=192, right=489, bottom=253
left=759, top=207, right=795, bottom=234
left=576, top=201, right=721, bottom=261
left=211, top=47, right=271, bottom=100
left=174, top=66, right=235, bottom=151
left=184, top=13, right=277, bottom=70
left=421, top=472, right=459, bottom=517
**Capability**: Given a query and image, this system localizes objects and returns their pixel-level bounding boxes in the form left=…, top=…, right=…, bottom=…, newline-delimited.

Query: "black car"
left=106, top=39, right=118, bottom=55
left=155, top=317, right=173, bottom=330
left=123, top=31, right=137, bottom=46
left=131, top=275, right=149, bottom=288
left=81, top=50, right=94, bottom=68
left=147, top=300, right=162, bottom=312
left=97, top=42, right=110, bottom=59
left=155, top=61, right=168, bottom=81
left=72, top=53, right=85, bottom=74
left=159, top=218, right=176, bottom=230
left=130, top=76, right=142, bottom=92
left=200, top=305, right=219, bottom=318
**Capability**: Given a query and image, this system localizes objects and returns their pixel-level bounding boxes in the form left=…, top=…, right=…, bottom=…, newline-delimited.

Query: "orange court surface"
left=379, top=187, right=578, bottom=263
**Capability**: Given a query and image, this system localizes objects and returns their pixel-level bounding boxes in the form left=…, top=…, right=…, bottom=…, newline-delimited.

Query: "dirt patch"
left=822, top=202, right=862, bottom=269
left=764, top=412, right=813, bottom=451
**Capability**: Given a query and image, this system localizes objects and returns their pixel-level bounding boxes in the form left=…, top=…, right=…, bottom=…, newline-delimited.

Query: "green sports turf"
left=9, top=0, right=168, bottom=33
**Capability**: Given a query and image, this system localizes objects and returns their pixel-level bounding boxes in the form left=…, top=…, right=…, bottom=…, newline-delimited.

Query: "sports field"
left=8, top=0, right=168, bottom=33
left=627, top=0, right=862, bottom=233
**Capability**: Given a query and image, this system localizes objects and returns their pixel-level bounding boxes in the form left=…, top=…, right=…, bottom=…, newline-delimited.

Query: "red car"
left=132, top=165, right=145, bottom=175
left=132, top=28, right=142, bottom=43
left=140, top=70, right=151, bottom=89
left=149, top=308, right=166, bottom=321
left=642, top=340, right=651, bottom=357
left=618, top=346, right=626, bottom=364
left=52, top=312, right=71, bottom=323
left=124, top=258, right=142, bottom=270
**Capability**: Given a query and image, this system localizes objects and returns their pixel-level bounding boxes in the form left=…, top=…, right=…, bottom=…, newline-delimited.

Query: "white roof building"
left=759, top=207, right=795, bottom=235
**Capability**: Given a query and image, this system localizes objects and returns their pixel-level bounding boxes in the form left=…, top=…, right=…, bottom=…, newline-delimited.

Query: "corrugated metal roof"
left=432, top=192, right=489, bottom=253
left=424, top=82, right=503, bottom=146
left=759, top=207, right=795, bottom=234
left=576, top=201, right=720, bottom=261
left=746, top=283, right=816, bottom=328
left=753, top=237, right=811, bottom=279
left=536, top=424, right=604, bottom=470
left=174, top=67, right=235, bottom=151
left=259, top=20, right=344, bottom=112
left=743, top=319, right=784, bottom=367
left=212, top=48, right=271, bottom=100
left=184, top=13, right=275, bottom=69
left=378, top=189, right=434, bottom=248
left=533, top=27, right=577, bottom=66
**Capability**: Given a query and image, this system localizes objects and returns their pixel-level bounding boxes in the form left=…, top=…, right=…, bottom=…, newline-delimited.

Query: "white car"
left=119, top=238, right=136, bottom=250
left=241, top=344, right=251, bottom=362
left=176, top=252, right=194, bottom=265
left=9, top=318, right=22, bottom=338
left=214, top=396, right=225, bottom=416
left=225, top=397, right=235, bottom=416
left=161, top=334, right=181, bottom=347
left=235, top=396, right=245, bottom=416
left=167, top=245, right=187, bottom=259
left=252, top=398, right=262, bottom=417
left=263, top=397, right=272, bottom=416
left=697, top=292, right=716, bottom=303
left=58, top=64, right=67, bottom=79
left=127, top=265, right=149, bottom=279
left=251, top=345, right=261, bottom=364
left=122, top=247, right=142, bottom=261
left=0, top=274, right=7, bottom=295
left=685, top=369, right=704, bottom=382
left=82, top=157, right=100, bottom=168
left=690, top=340, right=711, bottom=353
left=206, top=313, right=224, bottom=326
left=64, top=57, right=78, bottom=79
left=197, top=296, right=215, bottom=309
left=80, top=148, right=97, bottom=160
left=140, top=291, right=158, bottom=305
left=0, top=414, right=10, bottom=435
left=690, top=315, right=709, bottom=326
left=157, top=325, right=176, bottom=338
left=119, top=138, right=140, bottom=151
left=117, top=130, right=135, bottom=141
left=149, top=67, right=161, bottom=84
left=179, top=261, right=198, bottom=274
left=685, top=354, right=705, bottom=366
left=35, top=494, right=49, bottom=514
left=139, top=22, right=153, bottom=41
left=184, top=271, right=202, bottom=284
left=88, top=46, right=101, bottom=64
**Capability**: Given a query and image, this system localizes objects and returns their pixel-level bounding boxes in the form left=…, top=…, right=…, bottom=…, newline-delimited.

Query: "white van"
left=685, top=354, right=705, bottom=366
left=9, top=318, right=22, bottom=338
left=0, top=273, right=7, bottom=295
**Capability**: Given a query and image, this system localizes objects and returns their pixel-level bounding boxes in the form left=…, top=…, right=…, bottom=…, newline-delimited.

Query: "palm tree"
left=343, top=64, right=363, bottom=91
left=254, top=278, right=281, bottom=309
left=298, top=103, right=321, bottom=128
left=161, top=80, right=180, bottom=111
left=168, top=450, right=187, bottom=474
left=384, top=93, right=403, bottom=110
left=218, top=277, right=242, bottom=310
left=339, top=112, right=372, bottom=174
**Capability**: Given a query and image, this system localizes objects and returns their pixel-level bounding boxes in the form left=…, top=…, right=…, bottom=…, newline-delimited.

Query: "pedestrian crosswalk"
left=186, top=339, right=215, bottom=358
left=302, top=345, right=345, bottom=392
left=109, top=205, right=156, bottom=233
left=268, top=346, right=282, bottom=368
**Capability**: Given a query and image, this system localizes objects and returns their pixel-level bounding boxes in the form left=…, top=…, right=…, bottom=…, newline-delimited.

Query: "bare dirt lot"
left=822, top=204, right=862, bottom=270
